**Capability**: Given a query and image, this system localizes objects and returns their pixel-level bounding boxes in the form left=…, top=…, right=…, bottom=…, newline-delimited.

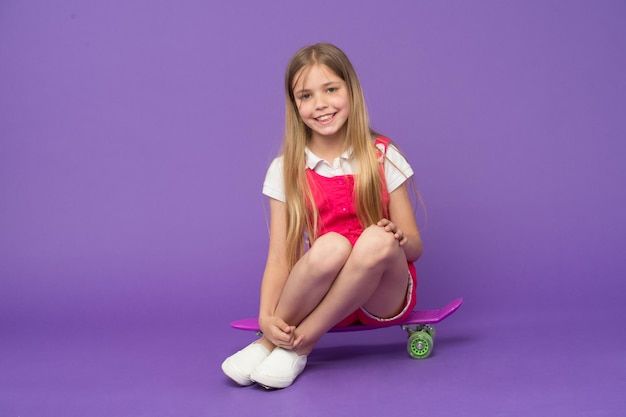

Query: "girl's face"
left=292, top=64, right=350, bottom=143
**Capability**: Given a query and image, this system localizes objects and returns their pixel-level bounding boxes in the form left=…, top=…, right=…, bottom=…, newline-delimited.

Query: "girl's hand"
left=377, top=218, right=408, bottom=246
left=259, top=315, right=304, bottom=350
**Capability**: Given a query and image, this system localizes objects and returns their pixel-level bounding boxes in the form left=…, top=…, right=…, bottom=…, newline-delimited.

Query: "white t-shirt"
left=263, top=144, right=414, bottom=202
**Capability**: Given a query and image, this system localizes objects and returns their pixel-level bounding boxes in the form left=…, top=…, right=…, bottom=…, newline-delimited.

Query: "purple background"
left=1, top=1, right=625, bottom=416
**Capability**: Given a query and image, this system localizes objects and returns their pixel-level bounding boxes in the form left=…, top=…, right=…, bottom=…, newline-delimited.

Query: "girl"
left=222, top=43, right=423, bottom=389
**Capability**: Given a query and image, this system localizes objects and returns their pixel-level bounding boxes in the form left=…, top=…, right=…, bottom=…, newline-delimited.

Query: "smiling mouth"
left=315, top=113, right=336, bottom=122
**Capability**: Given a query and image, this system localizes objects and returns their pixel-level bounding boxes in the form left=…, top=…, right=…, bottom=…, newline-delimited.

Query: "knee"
left=307, top=232, right=352, bottom=274
left=353, top=226, right=399, bottom=266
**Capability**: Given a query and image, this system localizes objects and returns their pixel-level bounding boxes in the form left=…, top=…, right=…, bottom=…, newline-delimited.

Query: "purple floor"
left=2, top=299, right=624, bottom=417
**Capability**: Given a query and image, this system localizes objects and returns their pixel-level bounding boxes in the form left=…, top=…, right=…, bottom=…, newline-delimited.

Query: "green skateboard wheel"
left=407, top=331, right=433, bottom=359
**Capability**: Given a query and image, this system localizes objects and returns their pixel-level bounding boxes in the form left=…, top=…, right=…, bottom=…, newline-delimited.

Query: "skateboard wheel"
left=407, top=331, right=433, bottom=359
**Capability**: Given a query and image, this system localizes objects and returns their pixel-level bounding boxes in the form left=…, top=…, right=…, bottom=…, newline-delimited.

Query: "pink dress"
left=305, top=137, right=417, bottom=327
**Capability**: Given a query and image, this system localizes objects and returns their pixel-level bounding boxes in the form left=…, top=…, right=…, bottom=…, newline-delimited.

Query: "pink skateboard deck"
left=230, top=297, right=463, bottom=359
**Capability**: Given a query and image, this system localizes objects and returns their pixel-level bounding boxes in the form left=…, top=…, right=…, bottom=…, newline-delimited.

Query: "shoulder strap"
left=374, top=136, right=390, bottom=162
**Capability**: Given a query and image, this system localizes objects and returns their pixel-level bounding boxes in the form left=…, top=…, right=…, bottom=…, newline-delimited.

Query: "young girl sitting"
left=222, top=42, right=423, bottom=389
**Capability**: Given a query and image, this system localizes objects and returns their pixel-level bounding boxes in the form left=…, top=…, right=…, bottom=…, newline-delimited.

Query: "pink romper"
left=305, top=137, right=417, bottom=327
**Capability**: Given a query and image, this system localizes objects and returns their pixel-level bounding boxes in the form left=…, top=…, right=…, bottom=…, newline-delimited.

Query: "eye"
left=297, top=93, right=311, bottom=100
left=327, top=87, right=338, bottom=93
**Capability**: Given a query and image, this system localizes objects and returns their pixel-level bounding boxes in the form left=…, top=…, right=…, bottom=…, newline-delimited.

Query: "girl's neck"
left=308, top=132, right=347, bottom=162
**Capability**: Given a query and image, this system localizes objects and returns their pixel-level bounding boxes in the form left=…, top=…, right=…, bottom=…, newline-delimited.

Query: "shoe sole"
left=250, top=372, right=295, bottom=389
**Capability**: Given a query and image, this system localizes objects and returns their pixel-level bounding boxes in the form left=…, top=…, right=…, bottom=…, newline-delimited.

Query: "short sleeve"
left=262, top=157, right=286, bottom=202
left=384, top=144, right=414, bottom=193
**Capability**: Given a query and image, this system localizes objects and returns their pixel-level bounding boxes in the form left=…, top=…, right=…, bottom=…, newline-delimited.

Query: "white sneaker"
left=221, top=342, right=270, bottom=386
left=250, top=347, right=307, bottom=389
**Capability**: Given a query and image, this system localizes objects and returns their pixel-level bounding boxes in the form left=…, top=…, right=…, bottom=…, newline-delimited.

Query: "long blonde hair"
left=282, top=43, right=386, bottom=269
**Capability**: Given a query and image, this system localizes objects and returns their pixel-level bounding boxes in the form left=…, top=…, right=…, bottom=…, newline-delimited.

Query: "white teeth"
left=317, top=114, right=333, bottom=121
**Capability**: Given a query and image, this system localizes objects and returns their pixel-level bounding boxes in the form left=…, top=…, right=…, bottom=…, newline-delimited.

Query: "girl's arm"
left=383, top=182, right=423, bottom=262
left=257, top=197, right=300, bottom=347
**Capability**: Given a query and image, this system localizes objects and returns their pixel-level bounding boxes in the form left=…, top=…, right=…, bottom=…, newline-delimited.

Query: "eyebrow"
left=294, top=81, right=341, bottom=95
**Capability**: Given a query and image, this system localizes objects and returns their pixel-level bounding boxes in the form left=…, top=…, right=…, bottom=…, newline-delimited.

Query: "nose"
left=314, top=95, right=328, bottom=110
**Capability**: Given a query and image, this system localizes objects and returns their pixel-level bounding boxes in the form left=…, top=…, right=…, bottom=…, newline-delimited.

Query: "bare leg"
left=246, top=226, right=408, bottom=389
left=292, top=225, right=410, bottom=355
left=257, top=232, right=352, bottom=351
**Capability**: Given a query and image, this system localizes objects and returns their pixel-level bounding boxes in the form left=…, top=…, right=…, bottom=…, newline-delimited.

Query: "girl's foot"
left=221, top=342, right=270, bottom=386
left=250, top=347, right=307, bottom=389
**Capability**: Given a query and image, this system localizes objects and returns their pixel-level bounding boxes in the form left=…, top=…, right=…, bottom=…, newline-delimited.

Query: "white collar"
left=305, top=147, right=353, bottom=170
